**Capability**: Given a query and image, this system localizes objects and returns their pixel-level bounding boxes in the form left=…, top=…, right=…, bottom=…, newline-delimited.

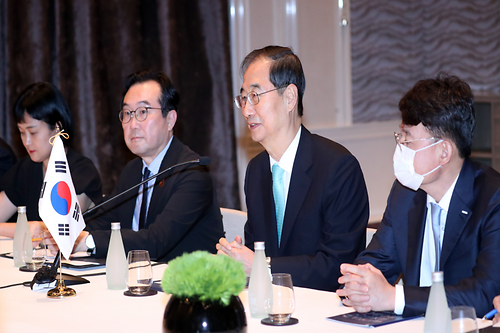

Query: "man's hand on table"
left=216, top=236, right=254, bottom=276
left=336, top=263, right=396, bottom=313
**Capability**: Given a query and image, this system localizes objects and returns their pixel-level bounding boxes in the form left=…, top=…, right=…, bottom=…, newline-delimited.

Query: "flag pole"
left=47, top=247, right=76, bottom=298
left=40, top=133, right=81, bottom=298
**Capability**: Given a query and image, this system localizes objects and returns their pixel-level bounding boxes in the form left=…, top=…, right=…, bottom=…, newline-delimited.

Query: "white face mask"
left=393, top=139, right=443, bottom=191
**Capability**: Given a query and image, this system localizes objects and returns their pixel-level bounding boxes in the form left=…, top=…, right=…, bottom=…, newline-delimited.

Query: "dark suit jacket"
left=0, top=137, right=16, bottom=182
left=356, top=158, right=500, bottom=317
left=244, top=126, right=369, bottom=291
left=86, top=136, right=224, bottom=262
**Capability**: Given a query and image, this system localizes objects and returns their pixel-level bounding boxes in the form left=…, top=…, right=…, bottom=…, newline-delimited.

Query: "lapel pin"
left=461, top=210, right=468, bottom=215
left=159, top=179, right=165, bottom=187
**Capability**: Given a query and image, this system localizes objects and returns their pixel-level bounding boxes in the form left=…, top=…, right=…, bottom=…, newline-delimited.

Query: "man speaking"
left=217, top=46, right=369, bottom=291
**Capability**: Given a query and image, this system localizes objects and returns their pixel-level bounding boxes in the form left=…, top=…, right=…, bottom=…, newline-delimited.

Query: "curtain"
left=0, top=0, right=240, bottom=209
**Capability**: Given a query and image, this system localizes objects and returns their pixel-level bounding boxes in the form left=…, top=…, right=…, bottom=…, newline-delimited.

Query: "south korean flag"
left=39, top=135, right=85, bottom=260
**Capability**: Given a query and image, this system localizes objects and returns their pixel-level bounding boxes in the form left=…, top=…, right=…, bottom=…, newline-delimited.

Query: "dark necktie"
left=139, top=167, right=151, bottom=229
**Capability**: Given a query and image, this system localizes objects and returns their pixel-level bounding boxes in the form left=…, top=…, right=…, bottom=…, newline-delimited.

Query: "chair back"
left=366, top=228, right=377, bottom=248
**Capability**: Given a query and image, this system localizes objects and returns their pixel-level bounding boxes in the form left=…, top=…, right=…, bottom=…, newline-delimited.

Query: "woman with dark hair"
left=0, top=82, right=102, bottom=237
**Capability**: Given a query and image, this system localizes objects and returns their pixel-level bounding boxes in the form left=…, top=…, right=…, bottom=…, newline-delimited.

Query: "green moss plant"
left=161, top=251, right=247, bottom=306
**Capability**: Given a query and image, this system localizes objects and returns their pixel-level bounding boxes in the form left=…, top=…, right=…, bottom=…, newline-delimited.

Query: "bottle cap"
left=432, top=271, right=444, bottom=282
left=17, top=206, right=26, bottom=214
left=254, top=241, right=265, bottom=250
left=111, top=222, right=121, bottom=230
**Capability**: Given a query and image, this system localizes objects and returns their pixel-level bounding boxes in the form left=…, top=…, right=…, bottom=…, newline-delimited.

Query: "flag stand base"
left=47, top=279, right=76, bottom=298
left=46, top=251, right=76, bottom=298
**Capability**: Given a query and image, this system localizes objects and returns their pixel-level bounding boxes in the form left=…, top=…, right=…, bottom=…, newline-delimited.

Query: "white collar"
left=142, top=136, right=174, bottom=175
left=426, top=174, right=459, bottom=212
left=269, top=126, right=302, bottom=173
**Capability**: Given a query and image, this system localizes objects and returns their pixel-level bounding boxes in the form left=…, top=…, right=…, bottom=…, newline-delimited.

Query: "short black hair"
left=122, top=70, right=180, bottom=117
left=399, top=72, right=475, bottom=158
left=240, top=45, right=306, bottom=116
left=13, top=82, right=74, bottom=144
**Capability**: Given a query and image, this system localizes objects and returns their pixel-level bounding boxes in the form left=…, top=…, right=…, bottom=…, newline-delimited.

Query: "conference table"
left=0, top=237, right=495, bottom=333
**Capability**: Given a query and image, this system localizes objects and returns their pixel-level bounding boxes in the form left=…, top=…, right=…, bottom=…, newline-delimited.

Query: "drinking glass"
left=266, top=273, right=295, bottom=324
left=22, top=231, right=47, bottom=271
left=126, top=250, right=153, bottom=295
left=450, top=306, right=478, bottom=333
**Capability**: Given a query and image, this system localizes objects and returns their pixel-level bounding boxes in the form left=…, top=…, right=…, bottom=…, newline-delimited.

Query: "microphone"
left=198, top=156, right=211, bottom=166
left=83, top=157, right=211, bottom=217
left=28, top=157, right=210, bottom=290
left=28, top=158, right=210, bottom=290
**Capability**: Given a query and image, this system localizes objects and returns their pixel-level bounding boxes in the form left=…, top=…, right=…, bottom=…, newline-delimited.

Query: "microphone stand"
left=83, top=157, right=210, bottom=217
left=38, top=157, right=210, bottom=296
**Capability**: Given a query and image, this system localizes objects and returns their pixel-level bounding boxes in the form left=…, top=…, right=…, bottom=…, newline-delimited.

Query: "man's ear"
left=285, top=84, right=298, bottom=113
left=440, top=140, right=453, bottom=165
left=167, top=110, right=177, bottom=131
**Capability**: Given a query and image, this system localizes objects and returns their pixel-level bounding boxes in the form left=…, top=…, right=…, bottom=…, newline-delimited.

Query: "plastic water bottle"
left=424, top=271, right=452, bottom=333
left=248, top=241, right=272, bottom=318
left=106, top=222, right=127, bottom=290
left=13, top=206, right=31, bottom=268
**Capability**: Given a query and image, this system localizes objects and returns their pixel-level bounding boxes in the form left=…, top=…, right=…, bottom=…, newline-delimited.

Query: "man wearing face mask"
left=336, top=73, right=500, bottom=318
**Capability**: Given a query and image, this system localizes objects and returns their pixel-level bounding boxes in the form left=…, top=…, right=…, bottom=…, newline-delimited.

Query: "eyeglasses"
left=234, top=86, right=286, bottom=109
left=394, top=132, right=439, bottom=151
left=119, top=107, right=161, bottom=124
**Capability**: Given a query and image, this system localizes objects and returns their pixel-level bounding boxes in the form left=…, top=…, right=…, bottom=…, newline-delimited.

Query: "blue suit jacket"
left=244, top=126, right=369, bottom=291
left=356, top=158, right=500, bottom=317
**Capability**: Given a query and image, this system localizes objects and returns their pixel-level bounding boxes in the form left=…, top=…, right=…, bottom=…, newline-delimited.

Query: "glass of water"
left=450, top=306, right=478, bottom=333
left=266, top=273, right=295, bottom=324
left=126, top=250, right=153, bottom=295
left=22, top=231, right=46, bottom=271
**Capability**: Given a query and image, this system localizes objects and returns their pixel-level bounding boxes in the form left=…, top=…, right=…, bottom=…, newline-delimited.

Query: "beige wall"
left=314, top=120, right=399, bottom=223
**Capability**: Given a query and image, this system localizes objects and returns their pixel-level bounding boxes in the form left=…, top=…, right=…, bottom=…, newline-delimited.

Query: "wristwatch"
left=85, top=234, right=96, bottom=255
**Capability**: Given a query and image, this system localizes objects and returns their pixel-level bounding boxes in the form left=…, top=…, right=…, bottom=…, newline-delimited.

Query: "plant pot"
left=163, top=295, right=247, bottom=333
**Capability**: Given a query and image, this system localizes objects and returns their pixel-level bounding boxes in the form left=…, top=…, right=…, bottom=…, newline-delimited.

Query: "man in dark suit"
left=216, top=46, right=369, bottom=291
left=337, top=73, right=500, bottom=318
left=71, top=70, right=223, bottom=262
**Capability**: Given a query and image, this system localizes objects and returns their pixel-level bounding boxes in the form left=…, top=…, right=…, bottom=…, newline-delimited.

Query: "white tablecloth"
left=0, top=237, right=494, bottom=332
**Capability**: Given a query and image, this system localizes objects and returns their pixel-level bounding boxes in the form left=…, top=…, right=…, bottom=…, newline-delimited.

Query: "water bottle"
left=13, top=206, right=31, bottom=268
left=424, top=271, right=452, bottom=333
left=248, top=241, right=272, bottom=318
left=106, top=222, right=127, bottom=290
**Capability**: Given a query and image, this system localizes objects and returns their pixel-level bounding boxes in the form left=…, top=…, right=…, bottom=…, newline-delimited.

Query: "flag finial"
left=49, top=130, right=69, bottom=145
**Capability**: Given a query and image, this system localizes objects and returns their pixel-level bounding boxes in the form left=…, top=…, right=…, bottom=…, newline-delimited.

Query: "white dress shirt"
left=132, top=136, right=173, bottom=231
left=394, top=175, right=459, bottom=314
left=269, top=127, right=302, bottom=206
